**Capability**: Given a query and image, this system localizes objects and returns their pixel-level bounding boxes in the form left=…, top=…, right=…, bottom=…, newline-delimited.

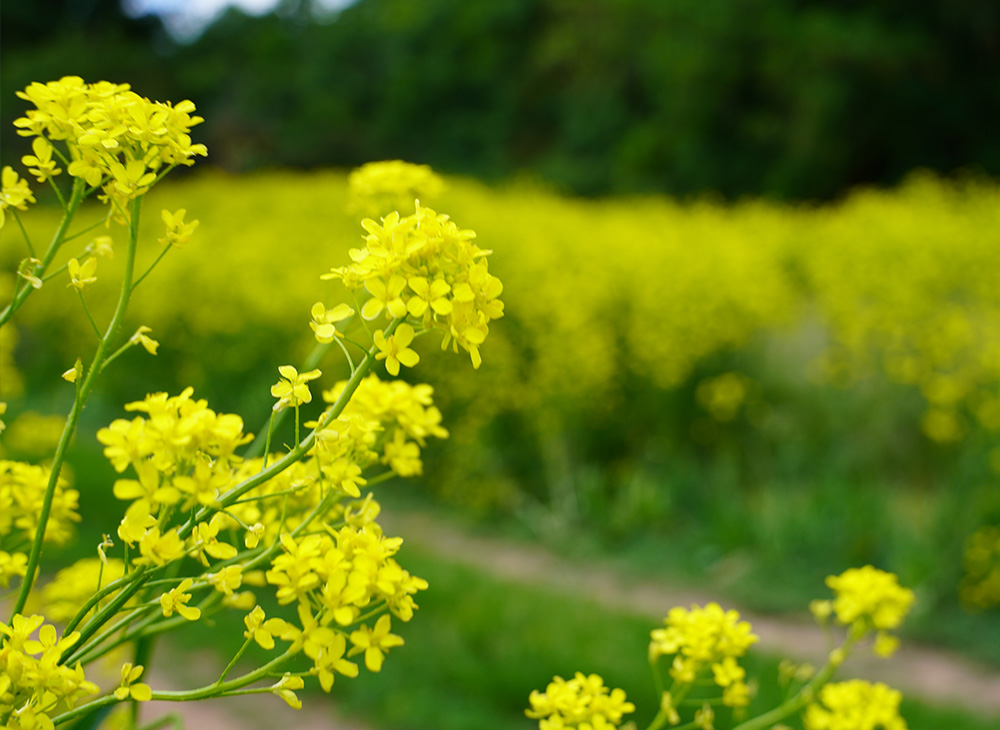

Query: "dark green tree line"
left=3, top=0, right=998, bottom=199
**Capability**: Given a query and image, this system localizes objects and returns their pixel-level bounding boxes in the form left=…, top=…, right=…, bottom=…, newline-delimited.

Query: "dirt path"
left=383, top=509, right=1000, bottom=718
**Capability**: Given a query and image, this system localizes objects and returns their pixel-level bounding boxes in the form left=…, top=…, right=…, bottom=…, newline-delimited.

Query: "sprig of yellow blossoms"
left=2, top=78, right=502, bottom=729
left=527, top=567, right=913, bottom=730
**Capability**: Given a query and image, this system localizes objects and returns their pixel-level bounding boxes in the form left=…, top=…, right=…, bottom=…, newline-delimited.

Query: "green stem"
left=218, top=637, right=254, bottom=684
left=60, top=570, right=152, bottom=665
left=69, top=606, right=158, bottom=666
left=11, top=209, right=35, bottom=257
left=48, top=176, right=68, bottom=210
left=731, top=637, right=856, bottom=730
left=61, top=215, right=108, bottom=245
left=0, top=177, right=85, bottom=327
left=132, top=243, right=173, bottom=290
left=10, top=195, right=142, bottom=618
left=49, top=696, right=118, bottom=726
left=63, top=566, right=150, bottom=635
left=100, top=339, right=137, bottom=372
left=77, top=290, right=102, bottom=338
left=146, top=647, right=297, bottom=702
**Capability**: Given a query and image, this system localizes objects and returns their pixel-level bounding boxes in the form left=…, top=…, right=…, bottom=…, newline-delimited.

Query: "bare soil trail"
left=382, top=509, right=1000, bottom=718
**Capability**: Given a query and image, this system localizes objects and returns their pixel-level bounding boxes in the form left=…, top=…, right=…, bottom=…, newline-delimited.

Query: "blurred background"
left=3, top=2, right=1000, bottom=729
left=4, top=0, right=1000, bottom=199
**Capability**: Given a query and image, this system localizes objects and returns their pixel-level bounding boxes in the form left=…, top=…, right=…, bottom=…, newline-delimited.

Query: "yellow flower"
left=21, top=137, right=62, bottom=182
left=67, top=257, right=98, bottom=290
left=310, top=302, right=354, bottom=343
left=137, top=525, right=186, bottom=566
left=17, top=257, right=43, bottom=289
left=271, top=365, right=322, bottom=410
left=160, top=578, right=201, bottom=621
left=108, top=158, right=156, bottom=198
left=114, top=663, right=152, bottom=702
left=803, top=680, right=906, bottom=730
left=373, top=324, right=419, bottom=376
left=0, top=550, right=28, bottom=588
left=191, top=512, right=238, bottom=565
left=130, top=325, right=159, bottom=355
left=526, top=673, right=635, bottom=730
left=159, top=208, right=199, bottom=247
left=825, top=566, right=915, bottom=632
left=271, top=673, right=304, bottom=709
left=245, top=522, right=265, bottom=548
left=348, top=614, right=404, bottom=672
left=0, top=166, right=35, bottom=228
left=62, top=360, right=83, bottom=383
left=243, top=605, right=289, bottom=650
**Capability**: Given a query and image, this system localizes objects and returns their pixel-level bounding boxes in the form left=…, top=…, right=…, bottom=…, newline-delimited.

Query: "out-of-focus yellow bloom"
left=0, top=166, right=34, bottom=228
left=650, top=602, right=757, bottom=708
left=959, top=524, right=1000, bottom=610
left=803, top=680, right=906, bottom=730
left=825, top=566, right=914, bottom=633
left=526, top=672, right=635, bottom=730
left=129, top=325, right=159, bottom=355
left=159, top=208, right=199, bottom=247
left=66, top=257, right=97, bottom=290
left=346, top=159, right=443, bottom=219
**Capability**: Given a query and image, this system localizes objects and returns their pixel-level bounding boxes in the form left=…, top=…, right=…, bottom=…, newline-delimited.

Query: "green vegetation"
left=3, top=0, right=999, bottom=199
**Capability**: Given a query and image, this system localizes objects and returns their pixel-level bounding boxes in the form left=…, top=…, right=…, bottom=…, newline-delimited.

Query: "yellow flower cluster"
left=812, top=566, right=915, bottom=658
left=323, top=375, right=448, bottom=478
left=802, top=174, right=1000, bottom=444
left=13, top=76, right=206, bottom=215
left=0, top=460, right=80, bottom=546
left=525, top=672, right=635, bottom=730
left=88, top=374, right=442, bottom=695
left=0, top=167, right=35, bottom=229
left=0, top=614, right=99, bottom=727
left=803, top=680, right=907, bottom=730
left=649, top=602, right=757, bottom=709
left=959, top=525, right=1000, bottom=610
left=346, top=159, right=444, bottom=219
left=322, top=203, right=504, bottom=370
left=97, top=387, right=252, bottom=514
left=262, top=526, right=424, bottom=686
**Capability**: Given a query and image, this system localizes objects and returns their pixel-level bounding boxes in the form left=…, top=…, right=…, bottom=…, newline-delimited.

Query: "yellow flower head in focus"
left=271, top=365, right=322, bottom=410
left=373, top=324, right=419, bottom=377
left=160, top=577, right=201, bottom=621
left=114, top=663, right=152, bottom=702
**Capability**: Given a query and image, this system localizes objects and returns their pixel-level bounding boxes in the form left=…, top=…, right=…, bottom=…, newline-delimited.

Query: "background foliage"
left=3, top=0, right=1000, bottom=199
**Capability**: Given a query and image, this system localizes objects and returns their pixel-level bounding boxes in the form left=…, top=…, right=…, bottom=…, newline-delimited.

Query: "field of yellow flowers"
left=4, top=167, right=1000, bottom=623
